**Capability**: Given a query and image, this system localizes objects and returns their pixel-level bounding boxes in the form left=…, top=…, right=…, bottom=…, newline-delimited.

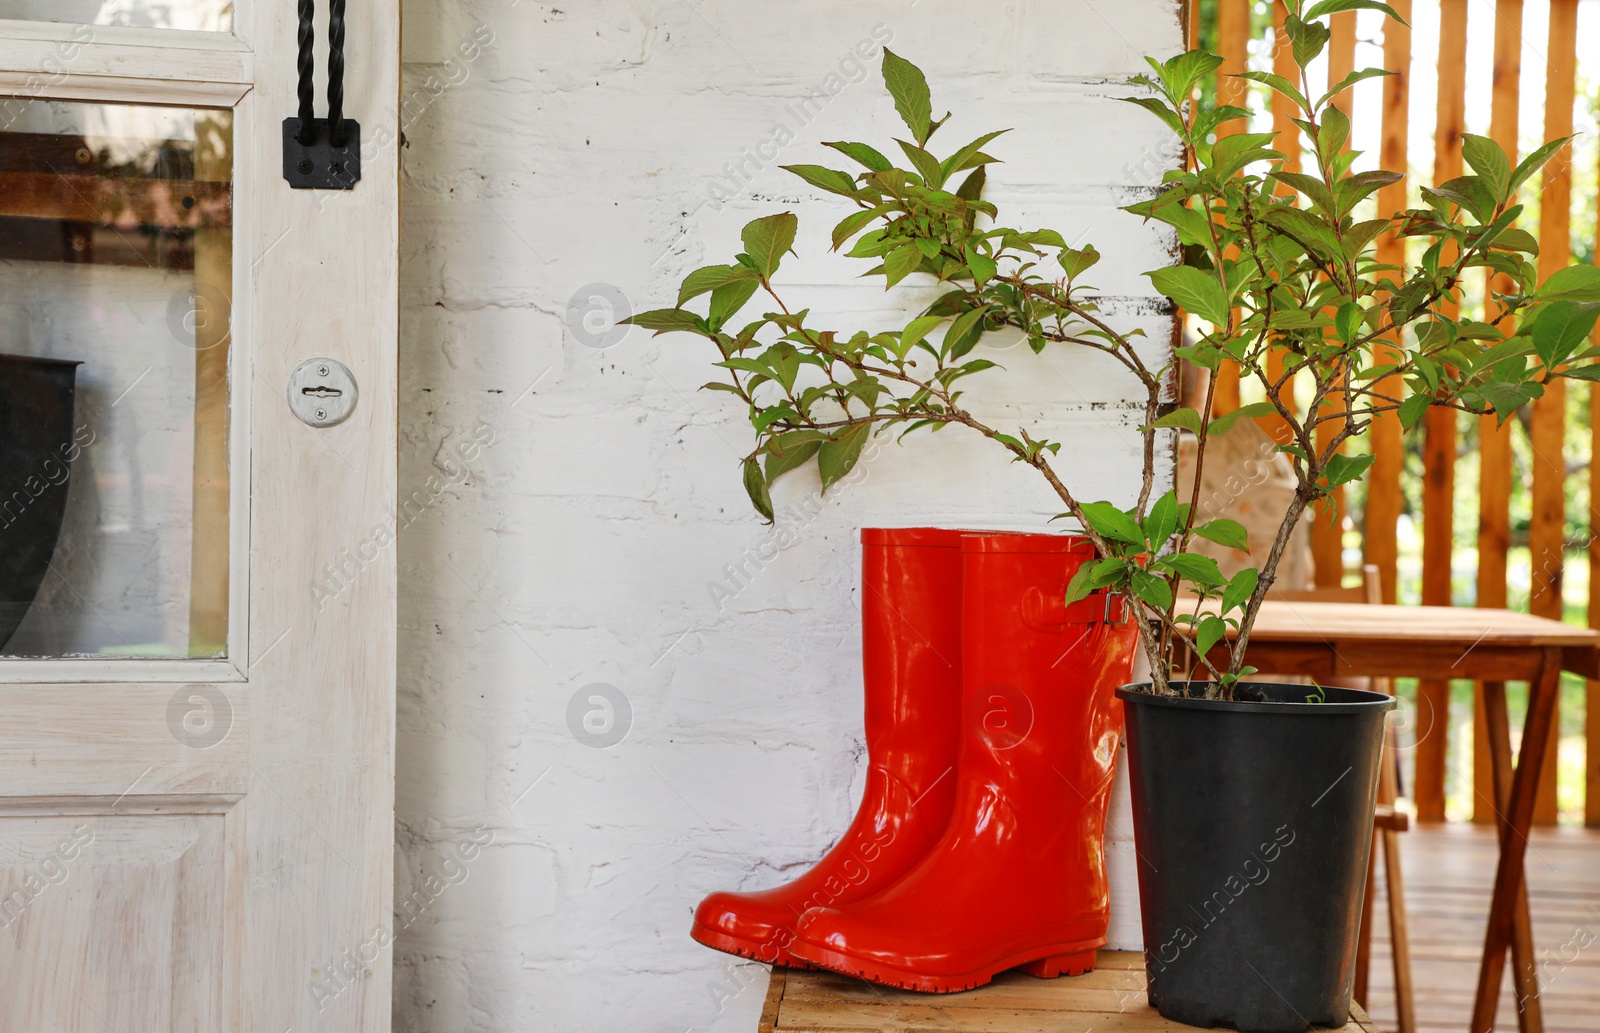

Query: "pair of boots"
left=691, top=527, right=1138, bottom=992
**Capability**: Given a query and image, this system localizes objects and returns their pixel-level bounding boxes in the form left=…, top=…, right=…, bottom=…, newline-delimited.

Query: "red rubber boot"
left=789, top=532, right=1138, bottom=991
left=691, top=527, right=966, bottom=967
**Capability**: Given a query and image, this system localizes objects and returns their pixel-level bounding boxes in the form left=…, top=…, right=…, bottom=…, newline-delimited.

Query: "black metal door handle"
left=283, top=0, right=361, bottom=189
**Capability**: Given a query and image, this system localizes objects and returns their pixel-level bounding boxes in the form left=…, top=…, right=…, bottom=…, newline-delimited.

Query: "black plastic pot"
left=0, top=354, right=82, bottom=650
left=1116, top=681, right=1396, bottom=1033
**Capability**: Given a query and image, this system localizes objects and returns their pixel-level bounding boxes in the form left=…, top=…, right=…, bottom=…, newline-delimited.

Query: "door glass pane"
left=0, top=98, right=232, bottom=658
left=0, top=0, right=231, bottom=32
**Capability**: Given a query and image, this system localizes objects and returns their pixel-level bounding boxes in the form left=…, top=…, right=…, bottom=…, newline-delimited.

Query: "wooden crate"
left=759, top=951, right=1387, bottom=1032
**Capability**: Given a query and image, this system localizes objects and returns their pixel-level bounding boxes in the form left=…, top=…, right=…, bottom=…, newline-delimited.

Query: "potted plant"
left=630, top=5, right=1598, bottom=1028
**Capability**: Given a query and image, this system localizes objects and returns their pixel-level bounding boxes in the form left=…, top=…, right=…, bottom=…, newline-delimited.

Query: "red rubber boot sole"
left=690, top=921, right=821, bottom=970
left=792, top=940, right=1100, bottom=993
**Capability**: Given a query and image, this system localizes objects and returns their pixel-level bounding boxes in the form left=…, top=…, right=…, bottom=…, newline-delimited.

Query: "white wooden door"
left=0, top=0, right=397, bottom=1028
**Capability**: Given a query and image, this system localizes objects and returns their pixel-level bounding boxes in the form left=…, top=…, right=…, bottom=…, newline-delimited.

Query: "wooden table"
left=1207, top=601, right=1600, bottom=1033
left=760, top=952, right=1387, bottom=1032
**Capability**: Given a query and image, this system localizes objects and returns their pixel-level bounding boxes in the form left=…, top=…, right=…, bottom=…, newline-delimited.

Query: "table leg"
left=1354, top=836, right=1377, bottom=1004
left=1480, top=681, right=1544, bottom=1033
left=1471, top=652, right=1561, bottom=1033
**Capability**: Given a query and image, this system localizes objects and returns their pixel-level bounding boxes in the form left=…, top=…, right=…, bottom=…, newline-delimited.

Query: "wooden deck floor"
left=761, top=951, right=1386, bottom=1032
left=1361, top=822, right=1600, bottom=1033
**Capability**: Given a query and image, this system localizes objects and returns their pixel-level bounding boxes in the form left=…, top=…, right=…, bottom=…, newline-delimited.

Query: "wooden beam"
left=188, top=112, right=231, bottom=657
left=1525, top=0, right=1579, bottom=826
left=1415, top=0, right=1469, bottom=825
left=1475, top=0, right=1522, bottom=826
left=1365, top=0, right=1411, bottom=605
left=1310, top=10, right=1359, bottom=588
left=1210, top=0, right=1251, bottom=416
left=1590, top=107, right=1600, bottom=829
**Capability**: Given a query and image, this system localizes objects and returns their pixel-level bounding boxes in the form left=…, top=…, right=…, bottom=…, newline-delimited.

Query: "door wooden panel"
left=0, top=808, right=227, bottom=1030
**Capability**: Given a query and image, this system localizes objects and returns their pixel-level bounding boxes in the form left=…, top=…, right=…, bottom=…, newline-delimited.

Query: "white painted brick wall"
left=395, top=2, right=1183, bottom=1029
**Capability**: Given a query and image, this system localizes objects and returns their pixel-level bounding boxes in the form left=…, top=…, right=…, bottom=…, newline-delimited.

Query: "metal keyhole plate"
left=286, top=357, right=358, bottom=427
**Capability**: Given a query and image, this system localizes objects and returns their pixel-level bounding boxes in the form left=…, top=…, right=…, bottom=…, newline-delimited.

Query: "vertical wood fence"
left=1190, top=0, right=1600, bottom=826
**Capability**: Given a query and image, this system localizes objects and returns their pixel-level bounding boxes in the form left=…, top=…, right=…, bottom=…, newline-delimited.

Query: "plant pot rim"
left=1116, top=680, right=1397, bottom=715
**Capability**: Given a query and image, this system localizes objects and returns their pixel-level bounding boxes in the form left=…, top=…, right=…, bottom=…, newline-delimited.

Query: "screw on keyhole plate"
left=296, top=158, right=314, bottom=175
left=286, top=357, right=358, bottom=428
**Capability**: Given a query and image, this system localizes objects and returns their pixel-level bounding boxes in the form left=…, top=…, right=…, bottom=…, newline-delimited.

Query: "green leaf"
left=943, top=306, right=989, bottom=358
left=1193, top=518, right=1249, bottom=553
left=1334, top=302, right=1365, bottom=344
left=1285, top=13, right=1332, bottom=69
left=1122, top=95, right=1184, bottom=135
left=782, top=164, right=859, bottom=197
left=1149, top=407, right=1203, bottom=435
left=882, top=49, right=934, bottom=145
left=742, top=213, right=798, bottom=279
left=1143, top=490, right=1181, bottom=552
left=940, top=129, right=1009, bottom=183
left=884, top=244, right=924, bottom=288
left=1264, top=206, right=1344, bottom=263
left=764, top=431, right=825, bottom=481
left=624, top=308, right=704, bottom=335
left=677, top=264, right=759, bottom=306
left=1157, top=50, right=1224, bottom=101
left=817, top=424, right=870, bottom=491
left=1398, top=392, right=1432, bottom=430
left=1488, top=227, right=1539, bottom=255
left=1508, top=136, right=1572, bottom=196
left=1529, top=300, right=1600, bottom=368
left=1461, top=134, right=1511, bottom=202
left=964, top=244, right=997, bottom=284
left=1233, top=71, right=1308, bottom=113
left=1160, top=552, right=1226, bottom=590
left=1303, top=0, right=1407, bottom=24
left=1130, top=569, right=1173, bottom=611
left=1059, top=244, right=1101, bottom=280
left=1536, top=265, right=1600, bottom=303
left=1221, top=567, right=1259, bottom=614
left=1065, top=557, right=1126, bottom=605
left=1079, top=501, right=1147, bottom=545
left=1147, top=265, right=1230, bottom=327
left=896, top=139, right=945, bottom=188
left=1206, top=401, right=1276, bottom=437
left=1195, top=615, right=1229, bottom=657
left=831, top=208, right=883, bottom=251
left=1321, top=452, right=1375, bottom=489
left=955, top=164, right=987, bottom=202
left=742, top=456, right=774, bottom=521
left=1317, top=67, right=1394, bottom=109
left=824, top=141, right=893, bottom=172
left=898, top=315, right=946, bottom=358
left=708, top=279, right=759, bottom=328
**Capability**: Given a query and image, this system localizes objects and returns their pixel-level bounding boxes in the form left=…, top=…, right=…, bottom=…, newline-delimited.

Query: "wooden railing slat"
left=1210, top=0, right=1251, bottom=417
left=1525, top=0, right=1580, bottom=826
left=1415, top=0, right=1470, bottom=826
left=1474, top=0, right=1523, bottom=826
left=1365, top=1, right=1411, bottom=606
left=1590, top=53, right=1600, bottom=831
left=1309, top=9, right=1359, bottom=589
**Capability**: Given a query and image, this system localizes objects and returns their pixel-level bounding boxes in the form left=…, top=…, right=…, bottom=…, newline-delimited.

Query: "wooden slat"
left=1415, top=0, right=1470, bottom=825
left=0, top=171, right=231, bottom=227
left=188, top=112, right=231, bottom=656
left=768, top=953, right=1390, bottom=1033
left=1361, top=823, right=1600, bottom=1033
left=1524, top=0, right=1580, bottom=827
left=1364, top=0, right=1411, bottom=605
left=1474, top=0, right=1523, bottom=826
left=760, top=967, right=787, bottom=1033
left=1591, top=140, right=1600, bottom=828
left=1209, top=0, right=1250, bottom=416
left=1310, top=10, right=1359, bottom=588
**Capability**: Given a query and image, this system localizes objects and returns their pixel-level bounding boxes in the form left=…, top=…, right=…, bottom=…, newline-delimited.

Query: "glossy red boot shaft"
left=691, top=527, right=965, bottom=966
left=790, top=532, right=1138, bottom=990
